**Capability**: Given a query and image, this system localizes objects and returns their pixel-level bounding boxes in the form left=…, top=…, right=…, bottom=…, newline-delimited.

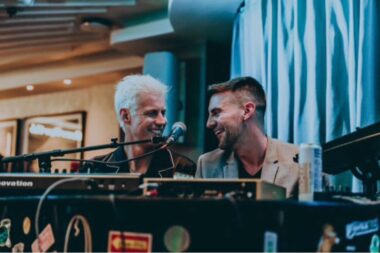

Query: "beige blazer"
left=196, top=138, right=299, bottom=198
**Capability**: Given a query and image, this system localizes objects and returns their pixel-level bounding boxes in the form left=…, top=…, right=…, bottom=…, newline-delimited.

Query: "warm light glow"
left=29, top=123, right=83, bottom=141
left=5, top=133, right=12, bottom=156
left=63, top=79, right=72, bottom=86
left=26, top=85, right=34, bottom=91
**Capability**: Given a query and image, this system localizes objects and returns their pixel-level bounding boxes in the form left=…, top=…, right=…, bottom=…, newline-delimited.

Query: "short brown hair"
left=208, top=76, right=266, bottom=115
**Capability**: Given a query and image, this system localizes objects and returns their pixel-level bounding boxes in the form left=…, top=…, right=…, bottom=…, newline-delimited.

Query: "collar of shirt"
left=111, top=146, right=174, bottom=177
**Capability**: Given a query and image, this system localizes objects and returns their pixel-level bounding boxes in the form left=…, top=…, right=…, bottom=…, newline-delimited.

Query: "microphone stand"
left=1, top=137, right=165, bottom=173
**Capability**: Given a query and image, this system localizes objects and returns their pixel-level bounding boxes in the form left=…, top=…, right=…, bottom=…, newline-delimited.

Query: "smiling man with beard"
left=81, top=75, right=196, bottom=177
left=196, top=76, right=299, bottom=198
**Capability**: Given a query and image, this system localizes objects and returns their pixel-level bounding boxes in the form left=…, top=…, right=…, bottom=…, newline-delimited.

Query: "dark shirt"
left=80, top=146, right=196, bottom=178
left=237, top=156, right=262, bottom=179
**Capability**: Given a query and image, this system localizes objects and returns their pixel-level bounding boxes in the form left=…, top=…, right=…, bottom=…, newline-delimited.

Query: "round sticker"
left=164, top=225, right=190, bottom=252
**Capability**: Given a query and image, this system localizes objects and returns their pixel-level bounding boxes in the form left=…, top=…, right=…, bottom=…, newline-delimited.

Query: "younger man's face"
left=207, top=91, right=245, bottom=149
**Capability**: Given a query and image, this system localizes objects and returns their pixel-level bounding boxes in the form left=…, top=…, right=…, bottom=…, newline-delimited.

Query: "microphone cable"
left=34, top=177, right=91, bottom=252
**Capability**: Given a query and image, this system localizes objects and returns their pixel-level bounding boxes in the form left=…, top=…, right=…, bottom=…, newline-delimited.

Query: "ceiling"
left=0, top=68, right=140, bottom=99
left=0, top=0, right=241, bottom=99
left=0, top=0, right=169, bottom=98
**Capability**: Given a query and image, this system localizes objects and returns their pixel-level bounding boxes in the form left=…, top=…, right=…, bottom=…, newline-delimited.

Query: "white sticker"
left=346, top=218, right=379, bottom=240
left=263, top=231, right=278, bottom=252
left=12, top=242, right=24, bottom=253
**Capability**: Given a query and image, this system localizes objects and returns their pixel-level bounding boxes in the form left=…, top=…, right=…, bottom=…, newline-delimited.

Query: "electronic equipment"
left=142, top=178, right=286, bottom=200
left=0, top=191, right=377, bottom=252
left=0, top=173, right=142, bottom=195
left=322, top=121, right=380, bottom=197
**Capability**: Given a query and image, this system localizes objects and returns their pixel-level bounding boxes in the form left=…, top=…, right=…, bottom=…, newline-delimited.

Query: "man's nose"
left=206, top=116, right=216, bottom=129
left=155, top=112, right=166, bottom=126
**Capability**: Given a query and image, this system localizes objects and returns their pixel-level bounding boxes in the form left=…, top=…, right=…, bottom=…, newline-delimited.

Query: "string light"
left=63, top=79, right=72, bottom=86
left=26, top=85, right=34, bottom=91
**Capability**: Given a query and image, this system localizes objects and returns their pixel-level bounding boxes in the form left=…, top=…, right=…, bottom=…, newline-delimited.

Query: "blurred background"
left=0, top=0, right=379, bottom=191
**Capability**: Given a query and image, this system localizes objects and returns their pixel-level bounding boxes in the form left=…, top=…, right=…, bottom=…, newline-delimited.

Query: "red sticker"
left=108, top=231, right=152, bottom=252
left=32, top=224, right=55, bottom=253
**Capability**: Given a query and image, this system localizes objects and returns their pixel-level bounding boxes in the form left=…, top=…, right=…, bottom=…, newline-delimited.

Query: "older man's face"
left=128, top=93, right=167, bottom=146
left=206, top=91, right=245, bottom=149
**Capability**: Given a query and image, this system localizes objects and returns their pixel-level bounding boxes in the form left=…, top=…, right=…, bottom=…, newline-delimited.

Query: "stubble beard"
left=218, top=129, right=239, bottom=150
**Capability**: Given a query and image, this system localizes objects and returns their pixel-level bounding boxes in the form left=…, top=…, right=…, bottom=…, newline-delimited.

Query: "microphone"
left=165, top=122, right=187, bottom=146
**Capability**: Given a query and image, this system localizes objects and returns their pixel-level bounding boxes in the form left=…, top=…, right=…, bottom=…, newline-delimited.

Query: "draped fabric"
left=231, top=0, right=380, bottom=190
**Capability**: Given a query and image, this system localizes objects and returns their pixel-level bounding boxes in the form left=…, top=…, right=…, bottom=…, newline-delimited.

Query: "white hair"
left=114, top=74, right=168, bottom=130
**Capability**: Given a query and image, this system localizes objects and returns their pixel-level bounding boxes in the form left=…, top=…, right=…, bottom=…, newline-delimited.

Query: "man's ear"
left=120, top=108, right=131, bottom=125
left=243, top=102, right=256, bottom=120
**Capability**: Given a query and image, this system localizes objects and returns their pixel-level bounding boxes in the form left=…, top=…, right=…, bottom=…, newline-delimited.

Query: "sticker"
left=12, top=242, right=24, bottom=253
left=22, top=217, right=31, bottom=235
left=164, top=225, right=191, bottom=252
left=370, top=234, right=380, bottom=253
left=108, top=231, right=152, bottom=252
left=346, top=245, right=356, bottom=251
left=346, top=218, right=379, bottom=240
left=263, top=231, right=277, bottom=253
left=0, top=219, right=11, bottom=248
left=316, top=224, right=339, bottom=253
left=31, top=224, right=55, bottom=253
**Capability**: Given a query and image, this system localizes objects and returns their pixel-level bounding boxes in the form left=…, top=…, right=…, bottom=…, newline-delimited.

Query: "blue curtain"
left=231, top=0, right=380, bottom=190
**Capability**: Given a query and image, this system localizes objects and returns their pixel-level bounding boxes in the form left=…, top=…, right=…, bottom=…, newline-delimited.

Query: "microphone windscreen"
left=172, top=122, right=187, bottom=133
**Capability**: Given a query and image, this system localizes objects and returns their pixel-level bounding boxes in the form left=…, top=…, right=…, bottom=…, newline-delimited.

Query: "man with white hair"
left=82, top=74, right=196, bottom=177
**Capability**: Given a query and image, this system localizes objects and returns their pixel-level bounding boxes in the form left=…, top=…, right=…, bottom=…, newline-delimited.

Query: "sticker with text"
left=108, top=231, right=152, bottom=252
left=346, top=218, right=379, bottom=240
left=31, top=224, right=55, bottom=253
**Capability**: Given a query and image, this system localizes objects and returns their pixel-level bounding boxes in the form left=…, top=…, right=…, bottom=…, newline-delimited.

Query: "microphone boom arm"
left=1, top=137, right=165, bottom=173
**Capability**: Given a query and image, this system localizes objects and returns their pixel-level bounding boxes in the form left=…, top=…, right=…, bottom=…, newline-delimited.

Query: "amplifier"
left=0, top=173, right=142, bottom=195
left=143, top=178, right=286, bottom=200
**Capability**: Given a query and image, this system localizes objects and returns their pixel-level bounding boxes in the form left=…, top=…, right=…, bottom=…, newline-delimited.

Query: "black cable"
left=224, top=192, right=244, bottom=239
left=1, top=137, right=165, bottom=164
left=50, top=145, right=166, bottom=171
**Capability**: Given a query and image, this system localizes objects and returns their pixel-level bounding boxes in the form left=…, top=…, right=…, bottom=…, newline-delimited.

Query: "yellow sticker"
left=22, top=217, right=31, bottom=235
left=108, top=231, right=152, bottom=252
